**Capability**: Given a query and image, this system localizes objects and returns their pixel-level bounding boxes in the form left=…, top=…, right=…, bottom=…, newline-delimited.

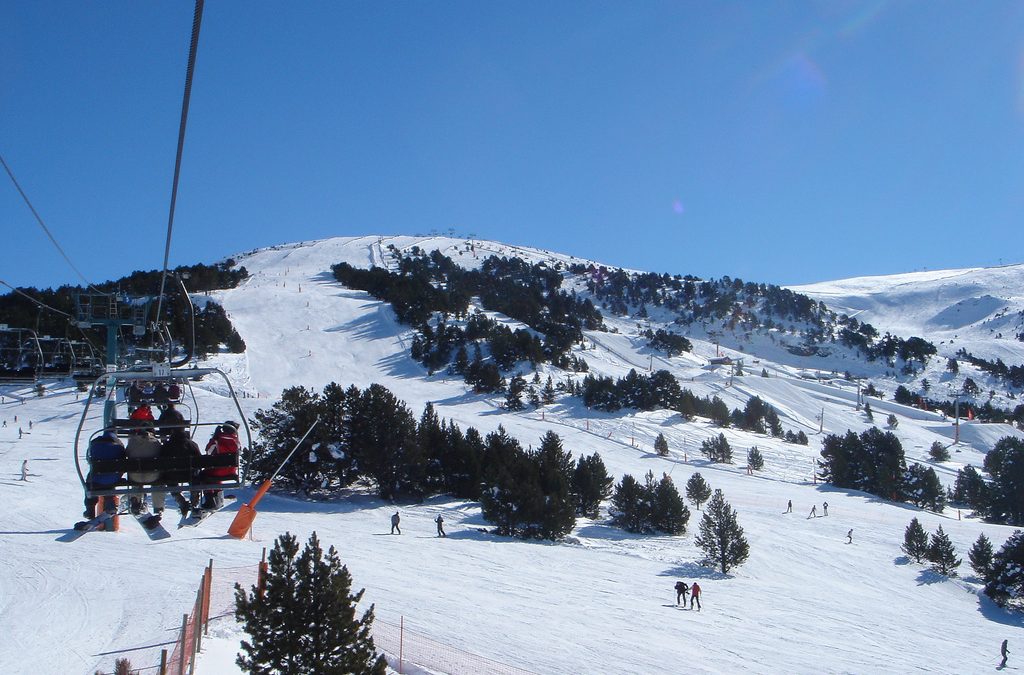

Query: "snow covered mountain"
left=2, top=235, right=1023, bottom=675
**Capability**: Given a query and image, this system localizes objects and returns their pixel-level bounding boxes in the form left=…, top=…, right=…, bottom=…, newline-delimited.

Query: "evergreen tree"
left=533, top=431, right=577, bottom=539
left=747, top=446, right=764, bottom=471
left=572, top=452, right=613, bottom=518
left=654, top=433, right=669, bottom=457
left=927, top=525, right=961, bottom=576
left=985, top=531, right=1024, bottom=607
left=864, top=401, right=874, bottom=421
left=969, top=532, right=995, bottom=581
left=902, top=517, right=930, bottom=563
left=542, top=376, right=557, bottom=405
left=952, top=464, right=990, bottom=515
left=701, top=433, right=732, bottom=463
left=985, top=437, right=1024, bottom=525
left=904, top=463, right=946, bottom=512
left=235, top=532, right=386, bottom=675
left=505, top=374, right=527, bottom=411
left=695, top=489, right=749, bottom=574
left=450, top=344, right=469, bottom=375
left=685, top=472, right=712, bottom=510
left=886, top=413, right=899, bottom=429
left=610, top=474, right=648, bottom=533
left=652, top=473, right=690, bottom=535
left=929, top=441, right=950, bottom=462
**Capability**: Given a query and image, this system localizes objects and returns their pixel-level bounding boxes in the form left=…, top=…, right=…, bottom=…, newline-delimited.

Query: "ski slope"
left=2, top=235, right=1023, bottom=674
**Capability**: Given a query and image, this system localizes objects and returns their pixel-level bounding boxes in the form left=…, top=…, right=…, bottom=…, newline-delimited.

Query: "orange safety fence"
left=101, top=555, right=535, bottom=675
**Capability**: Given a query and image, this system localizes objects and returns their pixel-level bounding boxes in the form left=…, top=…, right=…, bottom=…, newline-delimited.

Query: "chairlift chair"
left=74, top=366, right=250, bottom=500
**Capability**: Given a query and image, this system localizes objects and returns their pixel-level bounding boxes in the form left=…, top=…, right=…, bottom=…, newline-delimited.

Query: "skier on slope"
left=1001, top=639, right=1009, bottom=667
left=435, top=514, right=446, bottom=537
left=391, top=511, right=401, bottom=535
left=674, top=581, right=689, bottom=606
left=808, top=505, right=817, bottom=519
left=690, top=582, right=702, bottom=611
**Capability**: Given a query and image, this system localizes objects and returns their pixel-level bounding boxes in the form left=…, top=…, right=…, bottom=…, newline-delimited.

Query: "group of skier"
left=390, top=511, right=447, bottom=537
left=673, top=581, right=702, bottom=610
left=83, top=414, right=240, bottom=523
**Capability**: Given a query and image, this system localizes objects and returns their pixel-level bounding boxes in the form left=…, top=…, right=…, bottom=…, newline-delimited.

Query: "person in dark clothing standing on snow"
left=435, top=514, right=446, bottom=537
left=391, top=511, right=401, bottom=534
left=786, top=500, right=792, bottom=513
left=822, top=501, right=829, bottom=516
left=690, top=582, right=702, bottom=611
left=1001, top=639, right=1009, bottom=667
left=847, top=528, right=853, bottom=544
left=674, top=581, right=689, bottom=606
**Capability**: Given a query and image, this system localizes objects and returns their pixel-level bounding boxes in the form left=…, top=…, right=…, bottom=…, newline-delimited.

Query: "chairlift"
left=0, top=327, right=40, bottom=384
left=73, top=366, right=250, bottom=500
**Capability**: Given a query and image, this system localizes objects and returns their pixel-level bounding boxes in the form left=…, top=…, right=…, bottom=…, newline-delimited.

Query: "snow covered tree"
left=747, top=446, right=764, bottom=471
left=886, top=413, right=899, bottom=429
left=864, top=401, right=874, bottom=421
left=969, top=532, right=995, bottom=580
left=985, top=531, right=1024, bottom=607
left=701, top=433, right=732, bottom=463
left=685, top=472, right=712, bottom=510
left=929, top=441, right=950, bottom=462
left=695, top=489, right=749, bottom=574
left=572, top=452, right=613, bottom=518
left=235, top=532, right=386, bottom=675
left=902, top=517, right=929, bottom=563
left=927, top=525, right=961, bottom=576
left=654, top=433, right=669, bottom=457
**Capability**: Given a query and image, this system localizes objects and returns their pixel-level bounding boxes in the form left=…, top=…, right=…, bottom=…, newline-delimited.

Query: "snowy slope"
left=791, top=264, right=1024, bottom=370
left=2, top=235, right=1024, bottom=675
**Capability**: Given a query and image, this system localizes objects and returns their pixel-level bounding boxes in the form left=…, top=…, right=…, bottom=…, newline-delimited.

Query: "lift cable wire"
left=154, top=0, right=204, bottom=331
left=0, top=153, right=110, bottom=297
left=0, top=278, right=73, bottom=319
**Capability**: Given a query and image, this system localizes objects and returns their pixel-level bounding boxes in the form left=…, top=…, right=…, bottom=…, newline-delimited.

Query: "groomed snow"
left=1, top=235, right=1022, bottom=675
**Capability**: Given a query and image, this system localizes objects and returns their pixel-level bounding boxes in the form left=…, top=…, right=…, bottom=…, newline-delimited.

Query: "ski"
left=57, top=511, right=116, bottom=543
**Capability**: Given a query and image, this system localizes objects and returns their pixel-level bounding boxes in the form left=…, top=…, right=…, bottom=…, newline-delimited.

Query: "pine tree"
left=542, top=376, right=557, bottom=405
left=610, top=474, right=648, bottom=532
left=902, top=517, right=930, bottom=563
left=685, top=472, right=712, bottom=510
left=572, top=452, right=613, bottom=518
left=747, top=446, right=764, bottom=471
left=695, top=489, right=749, bottom=574
left=985, top=531, right=1024, bottom=607
left=929, top=441, right=950, bottom=462
left=887, top=413, right=899, bottom=429
left=235, top=532, right=386, bottom=674
left=927, top=525, right=961, bottom=576
left=969, top=532, right=994, bottom=581
left=654, top=433, right=669, bottom=457
left=652, top=473, right=690, bottom=535
left=864, top=401, right=874, bottom=421
left=505, top=374, right=527, bottom=411
left=700, top=433, right=732, bottom=463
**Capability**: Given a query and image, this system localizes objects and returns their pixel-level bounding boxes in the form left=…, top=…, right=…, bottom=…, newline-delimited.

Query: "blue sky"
left=2, top=1, right=1023, bottom=290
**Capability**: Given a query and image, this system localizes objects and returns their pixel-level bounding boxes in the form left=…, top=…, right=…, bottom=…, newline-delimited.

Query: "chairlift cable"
left=154, top=0, right=204, bottom=330
left=0, top=152, right=110, bottom=297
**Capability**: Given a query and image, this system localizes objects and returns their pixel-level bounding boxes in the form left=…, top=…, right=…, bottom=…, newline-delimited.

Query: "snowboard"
left=177, top=494, right=236, bottom=529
